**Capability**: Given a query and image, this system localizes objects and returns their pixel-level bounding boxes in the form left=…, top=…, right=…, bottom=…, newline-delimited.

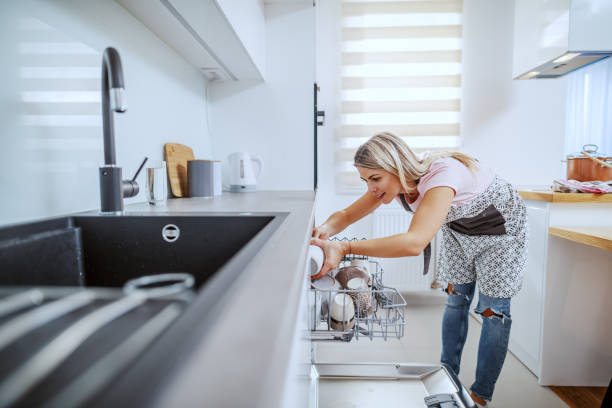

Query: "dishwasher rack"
left=309, top=238, right=407, bottom=342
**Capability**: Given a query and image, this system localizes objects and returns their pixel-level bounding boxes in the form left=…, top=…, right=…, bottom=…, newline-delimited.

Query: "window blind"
left=337, top=0, right=463, bottom=193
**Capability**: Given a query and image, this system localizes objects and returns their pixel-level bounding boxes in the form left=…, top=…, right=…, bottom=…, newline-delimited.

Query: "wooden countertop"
left=518, top=190, right=612, bottom=203
left=549, top=226, right=612, bottom=251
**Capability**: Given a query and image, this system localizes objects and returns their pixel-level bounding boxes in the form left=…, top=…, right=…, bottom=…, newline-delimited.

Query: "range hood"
left=513, top=0, right=612, bottom=79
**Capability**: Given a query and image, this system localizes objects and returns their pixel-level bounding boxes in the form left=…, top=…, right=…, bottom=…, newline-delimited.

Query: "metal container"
left=565, top=144, right=612, bottom=181
left=188, top=160, right=221, bottom=198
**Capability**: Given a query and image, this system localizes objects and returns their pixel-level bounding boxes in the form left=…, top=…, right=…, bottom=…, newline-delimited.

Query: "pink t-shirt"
left=398, top=157, right=495, bottom=211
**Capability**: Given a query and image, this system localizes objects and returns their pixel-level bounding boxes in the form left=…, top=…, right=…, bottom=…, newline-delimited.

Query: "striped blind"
left=337, top=0, right=463, bottom=192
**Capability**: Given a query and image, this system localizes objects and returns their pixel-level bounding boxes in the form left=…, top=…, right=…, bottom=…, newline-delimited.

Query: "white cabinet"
left=512, top=0, right=571, bottom=78
left=569, top=0, right=612, bottom=51
left=215, top=0, right=266, bottom=77
left=508, top=201, right=549, bottom=375
left=512, top=0, right=612, bottom=79
left=509, top=197, right=612, bottom=385
left=540, top=234, right=612, bottom=386
left=116, top=0, right=264, bottom=81
left=208, top=1, right=316, bottom=191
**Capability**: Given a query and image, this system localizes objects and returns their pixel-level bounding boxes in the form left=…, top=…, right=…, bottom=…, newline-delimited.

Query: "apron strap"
left=399, top=194, right=431, bottom=275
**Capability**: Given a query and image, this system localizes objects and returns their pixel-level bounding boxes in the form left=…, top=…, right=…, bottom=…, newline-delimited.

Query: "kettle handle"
left=251, top=154, right=263, bottom=179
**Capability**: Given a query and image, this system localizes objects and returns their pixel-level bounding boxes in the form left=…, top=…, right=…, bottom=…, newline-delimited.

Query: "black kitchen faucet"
left=99, top=47, right=146, bottom=214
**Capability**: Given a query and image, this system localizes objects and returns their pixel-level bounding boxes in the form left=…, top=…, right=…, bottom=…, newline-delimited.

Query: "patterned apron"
left=400, top=176, right=528, bottom=298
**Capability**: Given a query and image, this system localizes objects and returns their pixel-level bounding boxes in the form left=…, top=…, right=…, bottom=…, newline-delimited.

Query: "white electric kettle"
left=227, top=152, right=263, bottom=192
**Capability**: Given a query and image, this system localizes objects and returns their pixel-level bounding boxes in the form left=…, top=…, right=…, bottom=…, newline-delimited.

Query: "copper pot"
left=565, top=144, right=612, bottom=181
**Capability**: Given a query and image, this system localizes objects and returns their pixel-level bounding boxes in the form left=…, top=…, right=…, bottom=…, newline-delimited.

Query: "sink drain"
left=161, top=224, right=180, bottom=242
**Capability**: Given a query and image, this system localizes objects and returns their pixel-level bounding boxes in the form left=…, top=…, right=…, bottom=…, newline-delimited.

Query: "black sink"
left=0, top=212, right=287, bottom=407
left=0, top=213, right=284, bottom=290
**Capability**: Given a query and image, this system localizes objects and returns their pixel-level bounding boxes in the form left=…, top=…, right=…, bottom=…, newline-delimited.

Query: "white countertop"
left=124, top=191, right=316, bottom=407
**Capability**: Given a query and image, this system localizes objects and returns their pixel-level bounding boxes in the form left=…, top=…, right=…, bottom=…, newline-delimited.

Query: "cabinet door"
left=512, top=0, right=570, bottom=78
left=117, top=0, right=263, bottom=80
left=508, top=200, right=549, bottom=376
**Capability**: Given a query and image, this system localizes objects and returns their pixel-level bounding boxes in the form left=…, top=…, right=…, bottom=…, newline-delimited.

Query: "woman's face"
left=357, top=166, right=408, bottom=204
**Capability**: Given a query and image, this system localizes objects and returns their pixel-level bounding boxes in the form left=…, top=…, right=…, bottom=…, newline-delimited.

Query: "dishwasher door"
left=311, top=362, right=475, bottom=408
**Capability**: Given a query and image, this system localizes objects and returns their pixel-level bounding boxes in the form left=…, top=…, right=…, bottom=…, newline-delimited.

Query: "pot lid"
left=567, top=144, right=610, bottom=158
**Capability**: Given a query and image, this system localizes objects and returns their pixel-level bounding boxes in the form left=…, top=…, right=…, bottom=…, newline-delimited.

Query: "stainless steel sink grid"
left=310, top=238, right=407, bottom=342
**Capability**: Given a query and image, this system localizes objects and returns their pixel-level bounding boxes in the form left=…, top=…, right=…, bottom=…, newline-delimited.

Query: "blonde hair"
left=353, top=132, right=479, bottom=193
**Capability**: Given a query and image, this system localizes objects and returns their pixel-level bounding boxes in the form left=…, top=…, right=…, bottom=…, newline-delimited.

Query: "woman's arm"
left=352, top=186, right=454, bottom=256
left=311, top=187, right=454, bottom=276
left=312, top=191, right=382, bottom=239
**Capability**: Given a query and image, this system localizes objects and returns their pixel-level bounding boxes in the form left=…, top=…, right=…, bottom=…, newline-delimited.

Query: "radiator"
left=371, top=207, right=434, bottom=292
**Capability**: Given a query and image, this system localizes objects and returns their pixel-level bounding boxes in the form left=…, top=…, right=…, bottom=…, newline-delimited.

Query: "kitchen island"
left=105, top=192, right=316, bottom=407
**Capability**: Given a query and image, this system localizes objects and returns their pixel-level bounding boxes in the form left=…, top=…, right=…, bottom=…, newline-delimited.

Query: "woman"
left=311, top=132, right=527, bottom=407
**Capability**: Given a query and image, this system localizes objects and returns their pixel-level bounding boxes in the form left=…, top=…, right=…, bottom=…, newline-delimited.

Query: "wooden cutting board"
left=164, top=143, right=194, bottom=197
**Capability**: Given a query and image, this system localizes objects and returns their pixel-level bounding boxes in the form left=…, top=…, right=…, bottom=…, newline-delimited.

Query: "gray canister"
left=188, top=160, right=219, bottom=197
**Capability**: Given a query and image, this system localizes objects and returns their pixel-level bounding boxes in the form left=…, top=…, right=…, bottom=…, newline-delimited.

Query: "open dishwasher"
left=308, top=239, right=475, bottom=408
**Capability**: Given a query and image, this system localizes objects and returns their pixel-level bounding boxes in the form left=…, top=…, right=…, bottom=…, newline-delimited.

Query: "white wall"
left=314, top=0, right=568, bottom=234
left=461, top=0, right=567, bottom=185
left=209, top=2, right=315, bottom=191
left=0, top=0, right=212, bottom=226
left=314, top=0, right=382, bottom=237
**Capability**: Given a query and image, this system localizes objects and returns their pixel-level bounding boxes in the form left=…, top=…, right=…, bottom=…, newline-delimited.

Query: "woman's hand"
left=312, top=223, right=334, bottom=240
left=310, top=238, right=349, bottom=280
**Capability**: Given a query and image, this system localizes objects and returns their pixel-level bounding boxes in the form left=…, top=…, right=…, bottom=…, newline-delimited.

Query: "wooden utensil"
left=582, top=150, right=612, bottom=169
left=164, top=143, right=194, bottom=197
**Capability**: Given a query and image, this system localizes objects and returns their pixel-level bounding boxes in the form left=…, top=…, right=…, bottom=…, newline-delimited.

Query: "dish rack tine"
left=0, top=293, right=147, bottom=407
left=0, top=290, right=45, bottom=319
left=45, top=303, right=182, bottom=408
left=0, top=291, right=97, bottom=353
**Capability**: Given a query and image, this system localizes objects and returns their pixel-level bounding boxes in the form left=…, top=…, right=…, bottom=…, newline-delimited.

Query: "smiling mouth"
left=376, top=192, right=385, bottom=199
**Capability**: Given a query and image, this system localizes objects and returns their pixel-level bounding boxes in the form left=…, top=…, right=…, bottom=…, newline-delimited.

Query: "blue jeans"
left=440, top=282, right=512, bottom=402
